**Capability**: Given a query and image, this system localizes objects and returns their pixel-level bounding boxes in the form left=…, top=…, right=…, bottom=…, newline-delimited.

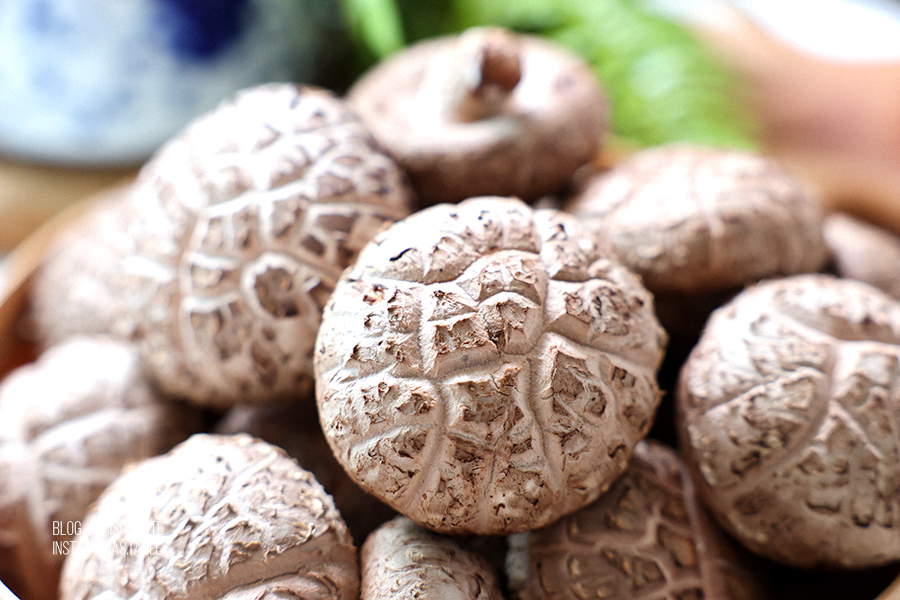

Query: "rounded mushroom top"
left=59, top=433, right=359, bottom=600
left=0, top=337, right=199, bottom=600
left=823, top=212, right=900, bottom=301
left=347, top=27, right=607, bottom=207
left=315, top=197, right=667, bottom=535
left=506, top=441, right=766, bottom=600
left=567, top=144, right=827, bottom=294
left=123, top=82, right=413, bottom=408
left=677, top=274, right=900, bottom=568
left=361, top=516, right=504, bottom=600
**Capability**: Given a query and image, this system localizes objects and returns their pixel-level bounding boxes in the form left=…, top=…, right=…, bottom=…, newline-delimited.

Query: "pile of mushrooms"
left=2, top=24, right=899, bottom=600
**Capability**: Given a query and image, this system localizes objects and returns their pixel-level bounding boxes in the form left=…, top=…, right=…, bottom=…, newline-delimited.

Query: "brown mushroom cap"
left=506, top=441, right=767, bottom=600
left=824, top=212, right=900, bottom=301
left=0, top=336, right=200, bottom=600
left=123, top=83, right=412, bottom=409
left=361, top=516, right=504, bottom=600
left=315, top=197, right=667, bottom=535
left=566, top=144, right=828, bottom=295
left=347, top=27, right=607, bottom=207
left=59, top=433, right=359, bottom=600
left=677, top=274, right=900, bottom=569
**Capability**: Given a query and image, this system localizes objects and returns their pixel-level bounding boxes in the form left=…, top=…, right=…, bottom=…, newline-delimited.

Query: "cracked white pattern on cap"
left=123, top=83, right=412, bottom=408
left=315, top=197, right=667, bottom=535
left=60, top=434, right=359, bottom=600
left=677, top=274, right=900, bottom=568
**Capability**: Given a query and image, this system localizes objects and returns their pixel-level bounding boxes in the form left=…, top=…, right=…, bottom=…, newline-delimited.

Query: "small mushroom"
left=361, top=516, right=504, bottom=600
left=121, top=82, right=413, bottom=409
left=0, top=336, right=200, bottom=600
left=347, top=27, right=608, bottom=207
left=315, top=197, right=667, bottom=535
left=677, top=274, right=900, bottom=569
left=823, top=212, right=900, bottom=301
left=506, top=441, right=767, bottom=600
left=566, top=143, right=828, bottom=295
left=59, top=434, right=359, bottom=600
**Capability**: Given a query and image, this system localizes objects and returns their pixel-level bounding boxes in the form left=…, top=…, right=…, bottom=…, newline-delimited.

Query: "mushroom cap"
left=59, top=433, right=359, bottom=600
left=31, top=184, right=143, bottom=348
left=506, top=441, right=766, bottom=600
left=567, top=144, right=827, bottom=294
left=347, top=27, right=607, bottom=207
left=315, top=197, right=667, bottom=535
left=0, top=336, right=200, bottom=600
left=677, top=274, right=900, bottom=568
left=823, top=212, right=900, bottom=301
left=361, top=516, right=504, bottom=600
left=123, top=82, right=412, bottom=408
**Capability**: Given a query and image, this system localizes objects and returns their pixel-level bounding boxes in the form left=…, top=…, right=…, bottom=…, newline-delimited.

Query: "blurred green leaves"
left=338, top=0, right=758, bottom=149
left=339, top=0, right=406, bottom=60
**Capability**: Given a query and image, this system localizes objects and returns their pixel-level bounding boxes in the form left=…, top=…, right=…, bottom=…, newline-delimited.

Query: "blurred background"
left=1, top=0, right=900, bottom=270
left=3, top=0, right=900, bottom=254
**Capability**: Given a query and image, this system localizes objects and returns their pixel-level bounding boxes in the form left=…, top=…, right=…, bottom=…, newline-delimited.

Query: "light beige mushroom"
left=824, top=212, right=900, bottom=301
left=347, top=27, right=608, bottom=207
left=0, top=336, right=200, bottom=600
left=59, top=434, right=359, bottom=600
left=30, top=184, right=143, bottom=347
left=567, top=143, right=828, bottom=295
left=361, top=516, right=504, bottom=600
left=315, top=197, right=667, bottom=535
left=677, top=274, right=900, bottom=569
left=121, top=82, right=413, bottom=409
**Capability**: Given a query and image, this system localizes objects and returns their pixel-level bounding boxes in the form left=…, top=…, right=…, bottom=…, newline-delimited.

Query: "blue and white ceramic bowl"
left=0, top=0, right=332, bottom=166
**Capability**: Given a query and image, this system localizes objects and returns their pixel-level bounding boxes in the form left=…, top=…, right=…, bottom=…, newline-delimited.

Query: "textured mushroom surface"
left=677, top=274, right=900, bottom=568
left=361, top=516, right=504, bottom=600
left=59, top=434, right=359, bottom=600
left=824, top=212, right=900, bottom=301
left=506, top=441, right=765, bottom=600
left=315, top=197, right=667, bottom=535
left=30, top=184, right=141, bottom=348
left=567, top=144, right=827, bottom=294
left=216, top=401, right=397, bottom=545
left=123, top=82, right=413, bottom=408
left=0, top=336, right=200, bottom=600
left=347, top=27, right=607, bottom=207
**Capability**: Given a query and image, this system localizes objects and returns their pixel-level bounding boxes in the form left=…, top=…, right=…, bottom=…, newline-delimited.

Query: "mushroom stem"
left=455, top=30, right=522, bottom=122
left=423, top=27, right=522, bottom=124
